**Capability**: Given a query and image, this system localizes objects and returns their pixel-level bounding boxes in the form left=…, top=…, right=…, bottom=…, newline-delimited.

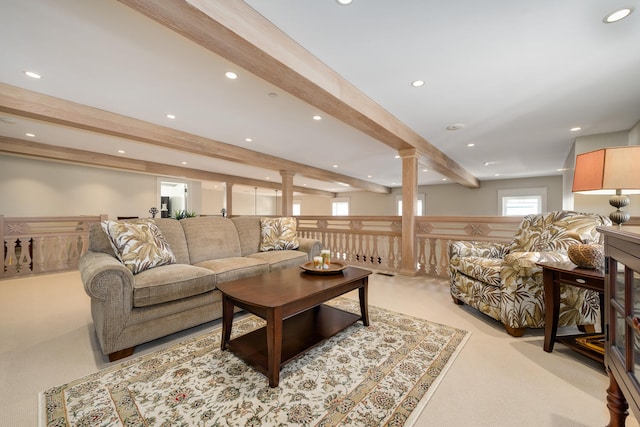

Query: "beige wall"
left=0, top=156, right=158, bottom=218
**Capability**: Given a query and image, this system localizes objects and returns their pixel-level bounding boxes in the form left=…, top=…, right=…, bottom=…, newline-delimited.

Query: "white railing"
left=298, top=216, right=523, bottom=278
left=1, top=215, right=107, bottom=279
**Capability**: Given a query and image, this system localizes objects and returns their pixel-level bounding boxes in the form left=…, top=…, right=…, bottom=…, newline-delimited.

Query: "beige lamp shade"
left=572, top=146, right=640, bottom=226
left=572, top=146, right=640, bottom=192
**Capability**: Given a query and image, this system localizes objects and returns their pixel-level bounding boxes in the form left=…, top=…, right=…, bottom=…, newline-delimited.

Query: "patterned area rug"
left=39, top=298, right=469, bottom=426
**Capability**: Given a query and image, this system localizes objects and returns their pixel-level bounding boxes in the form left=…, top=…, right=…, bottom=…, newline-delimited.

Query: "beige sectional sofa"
left=79, top=216, right=322, bottom=361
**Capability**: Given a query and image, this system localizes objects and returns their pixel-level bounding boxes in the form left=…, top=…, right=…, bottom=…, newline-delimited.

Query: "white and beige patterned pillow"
left=101, top=219, right=176, bottom=274
left=259, top=217, right=300, bottom=251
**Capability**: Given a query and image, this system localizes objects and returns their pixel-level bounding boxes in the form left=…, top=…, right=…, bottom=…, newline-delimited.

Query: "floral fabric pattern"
left=102, top=219, right=176, bottom=274
left=448, top=211, right=610, bottom=331
left=40, top=298, right=468, bottom=427
left=259, top=217, right=300, bottom=251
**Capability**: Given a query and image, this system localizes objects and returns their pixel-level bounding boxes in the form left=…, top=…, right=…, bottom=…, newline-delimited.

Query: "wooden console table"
left=538, top=261, right=605, bottom=364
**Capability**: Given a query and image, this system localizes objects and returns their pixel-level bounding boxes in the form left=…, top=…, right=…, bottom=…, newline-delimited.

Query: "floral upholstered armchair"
left=448, top=211, right=611, bottom=336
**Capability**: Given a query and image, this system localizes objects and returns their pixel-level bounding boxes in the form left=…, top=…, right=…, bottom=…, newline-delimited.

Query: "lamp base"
left=609, top=190, right=630, bottom=227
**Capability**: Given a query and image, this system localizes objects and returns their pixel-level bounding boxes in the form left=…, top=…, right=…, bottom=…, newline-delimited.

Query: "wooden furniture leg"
left=503, top=324, right=526, bottom=337
left=359, top=279, right=370, bottom=326
left=220, top=295, right=234, bottom=351
left=543, top=268, right=560, bottom=352
left=607, top=369, right=629, bottom=427
left=266, top=307, right=283, bottom=388
left=108, top=347, right=134, bottom=362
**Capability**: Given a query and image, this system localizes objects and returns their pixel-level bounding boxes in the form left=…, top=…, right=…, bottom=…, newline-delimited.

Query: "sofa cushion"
left=152, top=218, right=190, bottom=264
left=195, top=257, right=269, bottom=284
left=457, top=256, right=503, bottom=288
left=180, top=217, right=242, bottom=264
left=132, top=264, right=217, bottom=307
left=101, top=220, right=176, bottom=274
left=259, top=217, right=300, bottom=251
left=247, top=250, right=308, bottom=271
left=231, top=216, right=262, bottom=256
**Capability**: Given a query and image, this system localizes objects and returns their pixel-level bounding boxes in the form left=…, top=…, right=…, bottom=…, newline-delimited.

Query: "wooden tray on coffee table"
left=300, top=261, right=347, bottom=274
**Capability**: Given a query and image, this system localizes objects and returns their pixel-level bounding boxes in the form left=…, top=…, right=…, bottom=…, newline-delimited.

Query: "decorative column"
left=225, top=182, right=233, bottom=217
left=399, top=149, right=418, bottom=276
left=280, top=170, right=295, bottom=217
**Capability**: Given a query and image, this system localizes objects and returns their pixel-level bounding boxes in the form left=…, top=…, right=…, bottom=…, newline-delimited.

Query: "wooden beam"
left=0, top=83, right=387, bottom=194
left=0, top=136, right=336, bottom=197
left=117, top=0, right=479, bottom=189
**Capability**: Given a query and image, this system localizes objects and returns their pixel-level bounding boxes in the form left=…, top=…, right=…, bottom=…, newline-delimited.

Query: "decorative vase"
left=568, top=243, right=604, bottom=269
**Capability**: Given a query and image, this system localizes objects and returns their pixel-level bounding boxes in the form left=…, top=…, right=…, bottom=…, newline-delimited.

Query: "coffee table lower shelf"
left=226, top=304, right=361, bottom=380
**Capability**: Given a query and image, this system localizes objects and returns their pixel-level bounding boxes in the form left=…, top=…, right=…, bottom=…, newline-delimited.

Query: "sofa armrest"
left=79, top=251, right=134, bottom=300
left=448, top=240, right=508, bottom=259
left=297, top=237, right=322, bottom=261
left=79, top=251, right=137, bottom=355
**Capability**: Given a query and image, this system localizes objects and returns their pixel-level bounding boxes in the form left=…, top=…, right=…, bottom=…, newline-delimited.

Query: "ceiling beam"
left=0, top=83, right=386, bottom=194
left=117, top=0, right=479, bottom=189
left=0, top=136, right=337, bottom=197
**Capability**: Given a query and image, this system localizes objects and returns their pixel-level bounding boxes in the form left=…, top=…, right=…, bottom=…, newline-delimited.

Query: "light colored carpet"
left=39, top=298, right=469, bottom=426
left=1, top=270, right=639, bottom=426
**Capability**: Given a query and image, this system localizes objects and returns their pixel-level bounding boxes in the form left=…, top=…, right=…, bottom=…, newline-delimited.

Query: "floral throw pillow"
left=101, top=219, right=176, bottom=274
left=259, top=217, right=300, bottom=251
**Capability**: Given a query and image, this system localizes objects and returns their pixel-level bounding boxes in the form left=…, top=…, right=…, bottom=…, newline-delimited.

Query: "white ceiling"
left=1, top=0, right=639, bottom=194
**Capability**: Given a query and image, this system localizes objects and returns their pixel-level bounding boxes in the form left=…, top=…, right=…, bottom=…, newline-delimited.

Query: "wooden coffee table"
left=217, top=265, right=371, bottom=387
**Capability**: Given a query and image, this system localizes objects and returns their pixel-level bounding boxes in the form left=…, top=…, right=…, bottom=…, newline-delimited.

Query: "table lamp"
left=572, top=146, right=640, bottom=226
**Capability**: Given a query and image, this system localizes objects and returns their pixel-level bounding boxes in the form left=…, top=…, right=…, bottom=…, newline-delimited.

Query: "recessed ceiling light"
left=181, top=161, right=188, bottom=165
left=333, top=164, right=338, bottom=168
left=265, top=177, right=270, bottom=180
left=367, top=175, right=372, bottom=178
left=570, top=127, right=581, bottom=132
left=117, top=149, right=125, bottom=154
left=268, top=92, right=278, bottom=98
left=467, top=143, right=475, bottom=147
left=604, top=8, right=633, bottom=23
left=24, top=71, right=41, bottom=79
left=442, top=178, right=447, bottom=181
left=225, top=71, right=238, bottom=79
left=245, top=138, right=253, bottom=142
left=494, top=173, right=501, bottom=177
left=411, top=80, right=425, bottom=87
left=25, top=133, right=35, bottom=137
left=313, top=115, right=322, bottom=120
left=422, top=169, right=428, bottom=172
left=446, top=123, right=465, bottom=131
left=336, top=0, right=352, bottom=5
left=166, top=114, right=176, bottom=119
left=394, top=155, right=400, bottom=159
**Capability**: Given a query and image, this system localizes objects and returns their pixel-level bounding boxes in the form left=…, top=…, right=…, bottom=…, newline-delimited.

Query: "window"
left=498, top=188, right=547, bottom=216
left=331, top=197, right=350, bottom=216
left=396, top=194, right=425, bottom=216
left=292, top=200, right=301, bottom=216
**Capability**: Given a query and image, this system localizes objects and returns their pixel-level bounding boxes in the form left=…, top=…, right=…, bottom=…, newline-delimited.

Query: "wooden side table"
left=538, top=261, right=605, bottom=364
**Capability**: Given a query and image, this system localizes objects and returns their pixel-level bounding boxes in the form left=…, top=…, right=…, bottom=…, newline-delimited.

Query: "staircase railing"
left=2, top=214, right=523, bottom=280
left=1, top=215, right=107, bottom=279
left=297, top=215, right=522, bottom=278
